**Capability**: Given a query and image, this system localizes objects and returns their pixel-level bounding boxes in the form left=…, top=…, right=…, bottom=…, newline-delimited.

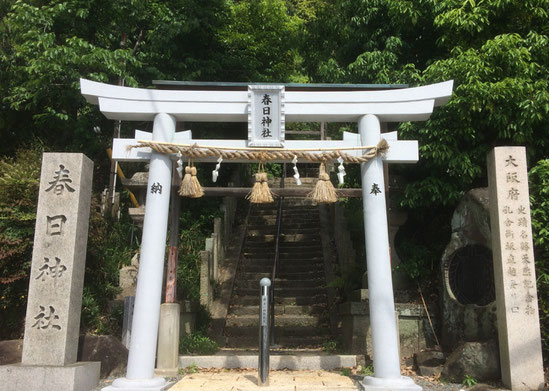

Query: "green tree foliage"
left=529, top=159, right=549, bottom=352
left=0, top=148, right=40, bottom=337
left=304, top=0, right=549, bottom=208
left=219, top=0, right=304, bottom=82
left=0, top=1, right=140, bottom=156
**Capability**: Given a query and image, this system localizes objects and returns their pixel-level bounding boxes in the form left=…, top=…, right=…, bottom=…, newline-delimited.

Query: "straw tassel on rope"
left=179, top=165, right=204, bottom=198
left=308, top=162, right=338, bottom=203
left=246, top=165, right=274, bottom=203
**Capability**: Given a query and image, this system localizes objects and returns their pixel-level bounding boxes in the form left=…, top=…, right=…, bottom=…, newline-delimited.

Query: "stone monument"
left=487, top=147, right=545, bottom=390
left=0, top=153, right=100, bottom=391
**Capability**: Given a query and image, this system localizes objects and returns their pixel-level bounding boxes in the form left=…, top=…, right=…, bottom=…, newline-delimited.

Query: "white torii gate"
left=80, top=78, right=453, bottom=391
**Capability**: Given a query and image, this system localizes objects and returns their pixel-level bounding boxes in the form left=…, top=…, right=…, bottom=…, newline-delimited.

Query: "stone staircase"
left=223, top=198, right=332, bottom=348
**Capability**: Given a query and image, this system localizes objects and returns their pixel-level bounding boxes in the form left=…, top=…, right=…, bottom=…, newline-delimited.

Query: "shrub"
left=81, top=193, right=137, bottom=335
left=179, top=331, right=219, bottom=355
left=529, top=159, right=549, bottom=356
left=0, top=149, right=41, bottom=338
left=177, top=198, right=222, bottom=301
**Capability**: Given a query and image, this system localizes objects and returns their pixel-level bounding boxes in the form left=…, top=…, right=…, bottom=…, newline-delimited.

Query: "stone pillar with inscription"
left=488, top=147, right=545, bottom=391
left=0, top=153, right=100, bottom=391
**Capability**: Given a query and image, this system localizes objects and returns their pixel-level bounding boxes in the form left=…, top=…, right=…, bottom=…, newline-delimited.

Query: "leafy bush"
left=177, top=198, right=222, bottom=302
left=81, top=194, right=137, bottom=335
left=0, top=149, right=41, bottom=338
left=462, top=374, right=478, bottom=387
left=321, top=339, right=340, bottom=354
left=179, top=331, right=219, bottom=355
left=529, top=159, right=549, bottom=356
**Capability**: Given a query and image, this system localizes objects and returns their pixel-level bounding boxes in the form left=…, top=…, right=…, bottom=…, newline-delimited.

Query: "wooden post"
left=165, top=163, right=180, bottom=304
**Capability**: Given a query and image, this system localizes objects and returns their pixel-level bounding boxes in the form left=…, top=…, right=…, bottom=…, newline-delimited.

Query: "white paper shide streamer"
left=292, top=156, right=301, bottom=185
left=337, top=156, right=346, bottom=185
left=212, top=156, right=223, bottom=183
left=176, top=151, right=183, bottom=178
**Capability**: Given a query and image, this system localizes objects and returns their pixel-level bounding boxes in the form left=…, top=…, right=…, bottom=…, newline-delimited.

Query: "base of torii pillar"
left=102, top=377, right=168, bottom=391
left=358, top=114, right=422, bottom=391
left=361, top=376, right=422, bottom=391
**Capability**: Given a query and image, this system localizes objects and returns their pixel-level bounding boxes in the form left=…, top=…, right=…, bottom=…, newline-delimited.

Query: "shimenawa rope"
left=129, top=139, right=389, bottom=203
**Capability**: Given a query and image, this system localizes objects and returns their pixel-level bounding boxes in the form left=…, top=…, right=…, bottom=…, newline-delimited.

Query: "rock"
left=404, top=356, right=415, bottom=367
left=77, top=335, right=128, bottom=378
left=440, top=188, right=498, bottom=351
left=414, top=350, right=445, bottom=367
left=116, top=253, right=139, bottom=300
left=418, top=365, right=443, bottom=377
left=442, top=340, right=500, bottom=382
left=0, top=339, right=23, bottom=365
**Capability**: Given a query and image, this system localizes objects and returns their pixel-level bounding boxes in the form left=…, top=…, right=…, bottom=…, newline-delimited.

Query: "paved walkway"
left=169, top=370, right=360, bottom=391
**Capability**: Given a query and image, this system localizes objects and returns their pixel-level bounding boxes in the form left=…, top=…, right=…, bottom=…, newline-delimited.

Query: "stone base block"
left=361, top=375, right=422, bottom=391
left=102, top=376, right=169, bottom=391
left=179, top=354, right=360, bottom=370
left=156, top=303, right=180, bottom=373
left=154, top=368, right=179, bottom=377
left=0, top=361, right=100, bottom=391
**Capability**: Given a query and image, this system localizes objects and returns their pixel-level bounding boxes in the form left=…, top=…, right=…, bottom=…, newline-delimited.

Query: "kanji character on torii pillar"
left=80, top=78, right=453, bottom=391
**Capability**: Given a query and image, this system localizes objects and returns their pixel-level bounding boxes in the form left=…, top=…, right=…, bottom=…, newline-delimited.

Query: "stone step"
left=221, top=335, right=331, bottom=350
left=248, top=217, right=319, bottom=225
left=240, top=263, right=324, bottom=273
left=226, top=314, right=324, bottom=328
left=224, top=325, right=330, bottom=338
left=250, top=202, right=317, bottom=211
left=241, top=255, right=324, bottom=263
left=240, top=256, right=323, bottom=264
left=248, top=227, right=320, bottom=236
left=248, top=213, right=319, bottom=221
left=229, top=304, right=326, bottom=316
left=248, top=222, right=320, bottom=231
left=236, top=279, right=324, bottom=289
left=243, top=248, right=323, bottom=257
left=244, top=242, right=320, bottom=250
left=249, top=207, right=318, bottom=214
left=178, top=352, right=360, bottom=369
left=252, top=201, right=318, bottom=208
left=231, top=294, right=327, bottom=307
left=250, top=205, right=318, bottom=213
left=238, top=268, right=324, bottom=276
left=243, top=248, right=323, bottom=255
left=233, top=286, right=327, bottom=298
left=247, top=234, right=320, bottom=243
left=240, top=270, right=325, bottom=281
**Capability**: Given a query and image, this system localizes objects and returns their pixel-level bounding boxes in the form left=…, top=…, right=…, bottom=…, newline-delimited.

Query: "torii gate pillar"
left=359, top=114, right=421, bottom=390
left=104, top=113, right=175, bottom=391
